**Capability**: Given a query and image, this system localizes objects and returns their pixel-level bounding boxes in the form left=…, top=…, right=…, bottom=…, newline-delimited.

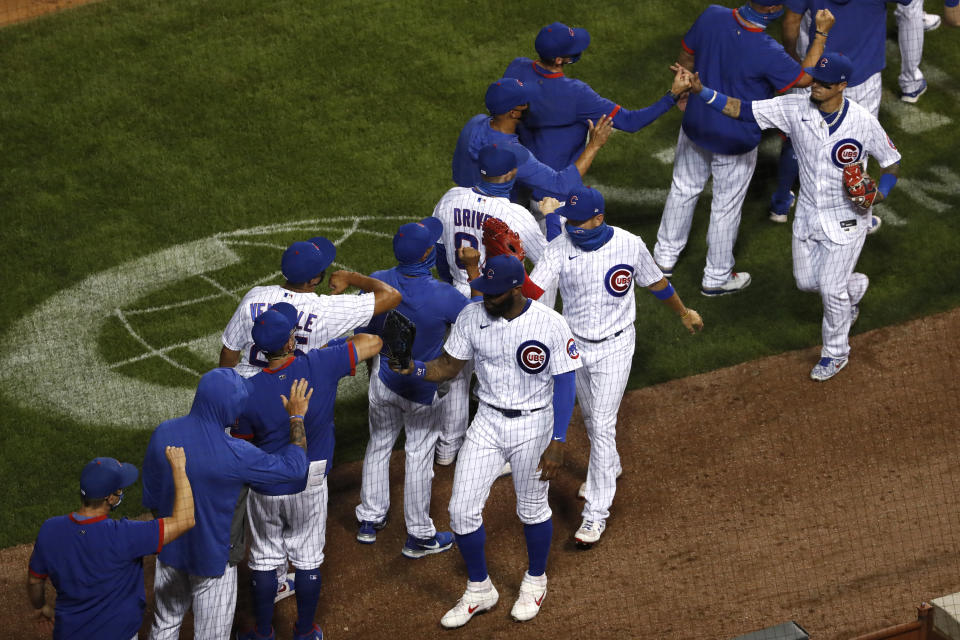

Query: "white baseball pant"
left=845, top=72, right=882, bottom=119
left=356, top=373, right=442, bottom=539
left=436, top=360, right=473, bottom=463
left=150, top=560, right=237, bottom=640
left=895, top=0, right=926, bottom=95
left=792, top=209, right=869, bottom=360
left=654, top=127, right=758, bottom=288
left=247, top=460, right=328, bottom=572
left=575, top=325, right=634, bottom=522
left=448, top=403, right=553, bottom=534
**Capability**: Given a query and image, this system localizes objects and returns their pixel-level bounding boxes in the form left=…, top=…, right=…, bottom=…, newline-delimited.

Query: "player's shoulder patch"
left=886, top=135, right=897, bottom=151
left=566, top=338, right=579, bottom=360
left=604, top=264, right=635, bottom=297
left=831, top=138, right=864, bottom=169
left=516, top=339, right=551, bottom=374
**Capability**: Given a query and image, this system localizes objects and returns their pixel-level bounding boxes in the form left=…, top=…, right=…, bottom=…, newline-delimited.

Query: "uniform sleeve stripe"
left=157, top=518, right=165, bottom=554
left=28, top=568, right=47, bottom=579
left=681, top=39, right=694, bottom=54
left=348, top=342, right=357, bottom=376
left=778, top=70, right=805, bottom=93
left=607, top=104, right=622, bottom=119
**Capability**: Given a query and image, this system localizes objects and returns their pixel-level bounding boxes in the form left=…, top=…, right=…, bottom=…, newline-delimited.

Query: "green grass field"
left=1, top=0, right=958, bottom=547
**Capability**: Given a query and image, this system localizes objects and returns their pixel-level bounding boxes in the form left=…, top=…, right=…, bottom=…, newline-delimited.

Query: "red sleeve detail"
left=778, top=70, right=805, bottom=93
left=231, top=432, right=254, bottom=440
left=348, top=342, right=357, bottom=376
left=156, top=518, right=165, bottom=554
left=607, top=104, right=622, bottom=119
left=522, top=273, right=544, bottom=300
left=681, top=38, right=694, bottom=54
left=28, top=568, right=48, bottom=579
left=778, top=130, right=787, bottom=141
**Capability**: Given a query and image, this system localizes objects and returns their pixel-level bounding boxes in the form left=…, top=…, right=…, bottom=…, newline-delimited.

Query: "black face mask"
left=483, top=293, right=514, bottom=318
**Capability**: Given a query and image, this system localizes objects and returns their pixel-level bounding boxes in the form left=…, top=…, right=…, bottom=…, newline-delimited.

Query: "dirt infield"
left=0, top=0, right=99, bottom=27
left=2, top=309, right=958, bottom=639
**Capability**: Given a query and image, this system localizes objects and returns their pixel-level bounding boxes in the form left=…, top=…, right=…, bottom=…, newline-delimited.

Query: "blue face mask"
left=738, top=3, right=784, bottom=28
left=565, top=221, right=614, bottom=252
left=397, top=246, right=437, bottom=277
left=474, top=177, right=515, bottom=199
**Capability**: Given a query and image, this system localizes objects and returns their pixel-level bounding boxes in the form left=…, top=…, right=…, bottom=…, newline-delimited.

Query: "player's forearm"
left=782, top=10, right=803, bottom=62
left=351, top=334, right=383, bottom=361
left=162, top=464, right=196, bottom=543
left=416, top=352, right=466, bottom=382
left=288, top=416, right=307, bottom=451
left=345, top=273, right=402, bottom=314
left=696, top=86, right=746, bottom=120
left=26, top=577, right=45, bottom=609
left=798, top=31, right=829, bottom=83
left=219, top=346, right=241, bottom=368
left=574, top=141, right=601, bottom=177
left=613, top=94, right=675, bottom=133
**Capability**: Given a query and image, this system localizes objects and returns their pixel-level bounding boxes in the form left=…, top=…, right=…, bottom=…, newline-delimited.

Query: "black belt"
left=486, top=404, right=546, bottom=419
left=577, top=329, right=624, bottom=344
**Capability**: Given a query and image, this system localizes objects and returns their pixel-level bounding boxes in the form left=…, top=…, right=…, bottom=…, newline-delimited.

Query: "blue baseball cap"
left=394, top=217, right=443, bottom=264
left=485, top=78, right=537, bottom=116
left=478, top=144, right=518, bottom=178
left=470, top=254, right=526, bottom=296
left=804, top=51, right=853, bottom=84
left=555, top=187, right=605, bottom=222
left=751, top=0, right=785, bottom=5
left=281, top=238, right=336, bottom=283
left=80, top=457, right=139, bottom=500
left=535, top=22, right=590, bottom=61
left=252, top=302, right=298, bottom=353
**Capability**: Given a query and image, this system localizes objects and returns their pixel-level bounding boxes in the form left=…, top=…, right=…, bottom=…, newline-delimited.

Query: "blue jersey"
left=787, top=0, right=910, bottom=86
left=357, top=269, right=469, bottom=405
left=451, top=113, right=583, bottom=199
left=682, top=5, right=804, bottom=154
left=29, top=514, right=161, bottom=640
left=142, top=368, right=308, bottom=577
left=234, top=342, right=357, bottom=492
left=504, top=57, right=676, bottom=172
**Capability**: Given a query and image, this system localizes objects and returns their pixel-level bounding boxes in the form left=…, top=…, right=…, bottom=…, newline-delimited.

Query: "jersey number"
left=248, top=335, right=308, bottom=367
left=453, top=232, right=479, bottom=269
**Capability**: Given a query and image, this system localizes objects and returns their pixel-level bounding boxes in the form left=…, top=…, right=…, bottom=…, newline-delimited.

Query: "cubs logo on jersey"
left=831, top=138, right=863, bottom=169
left=566, top=338, right=579, bottom=360
left=516, top=340, right=550, bottom=374
left=604, top=264, right=635, bottom=297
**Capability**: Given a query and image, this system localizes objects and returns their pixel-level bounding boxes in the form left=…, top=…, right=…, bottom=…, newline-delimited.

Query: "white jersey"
left=529, top=227, right=663, bottom=341
left=432, top=186, right=547, bottom=296
left=751, top=94, right=901, bottom=245
left=222, top=284, right=375, bottom=378
left=444, top=300, right=581, bottom=410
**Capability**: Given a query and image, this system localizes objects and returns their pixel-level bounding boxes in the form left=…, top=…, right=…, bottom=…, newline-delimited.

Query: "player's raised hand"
left=814, top=8, right=835, bottom=33
left=281, top=378, right=314, bottom=416
left=457, top=246, right=480, bottom=268
left=586, top=114, right=614, bottom=149
left=689, top=71, right=704, bottom=94
left=536, top=440, right=564, bottom=481
left=164, top=446, right=187, bottom=471
left=681, top=308, right=704, bottom=334
left=538, top=196, right=562, bottom=215
left=328, top=270, right=352, bottom=294
left=669, top=63, right=694, bottom=96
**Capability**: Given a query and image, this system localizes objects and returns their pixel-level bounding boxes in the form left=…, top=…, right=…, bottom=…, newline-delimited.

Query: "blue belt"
left=487, top=404, right=546, bottom=419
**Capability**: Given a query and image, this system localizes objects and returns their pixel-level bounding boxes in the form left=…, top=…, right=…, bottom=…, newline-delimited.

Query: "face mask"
left=475, top=177, right=515, bottom=199
left=565, top=221, right=614, bottom=251
left=738, top=3, right=784, bottom=28
left=396, top=246, right=437, bottom=277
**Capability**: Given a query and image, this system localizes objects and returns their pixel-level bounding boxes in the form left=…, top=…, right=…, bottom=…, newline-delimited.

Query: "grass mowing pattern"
left=0, top=0, right=958, bottom=546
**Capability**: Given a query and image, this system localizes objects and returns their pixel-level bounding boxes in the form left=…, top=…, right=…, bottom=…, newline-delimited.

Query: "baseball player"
left=451, top=77, right=614, bottom=202
left=527, top=187, right=704, bottom=548
left=220, top=236, right=401, bottom=377
left=142, top=368, right=312, bottom=640
left=504, top=21, right=691, bottom=214
left=433, top=145, right=553, bottom=464
left=653, top=2, right=835, bottom=296
left=395, top=254, right=581, bottom=627
left=353, top=218, right=477, bottom=552
left=28, top=449, right=195, bottom=640
left=687, top=50, right=901, bottom=380
left=234, top=304, right=382, bottom=640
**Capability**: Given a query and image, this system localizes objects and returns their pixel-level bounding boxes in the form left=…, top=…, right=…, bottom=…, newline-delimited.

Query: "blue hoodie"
left=142, top=368, right=308, bottom=577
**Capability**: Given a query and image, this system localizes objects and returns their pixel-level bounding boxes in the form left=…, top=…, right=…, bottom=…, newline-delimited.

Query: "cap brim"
left=118, top=462, right=139, bottom=489
left=554, top=203, right=597, bottom=222
left=469, top=275, right=522, bottom=296
left=803, top=67, right=833, bottom=83
left=570, top=27, right=591, bottom=54
left=308, top=236, right=337, bottom=272
left=418, top=217, right=444, bottom=244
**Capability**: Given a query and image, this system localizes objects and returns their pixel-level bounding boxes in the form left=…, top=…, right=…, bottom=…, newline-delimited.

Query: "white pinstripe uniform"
left=529, top=227, right=663, bottom=524
left=222, top=284, right=375, bottom=378
left=431, top=186, right=553, bottom=461
left=444, top=300, right=581, bottom=534
left=152, top=561, right=238, bottom=640
left=895, top=0, right=927, bottom=98
left=750, top=94, right=900, bottom=360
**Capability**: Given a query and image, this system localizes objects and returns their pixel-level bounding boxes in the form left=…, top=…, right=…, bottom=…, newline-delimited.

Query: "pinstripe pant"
left=150, top=560, right=237, bottom=640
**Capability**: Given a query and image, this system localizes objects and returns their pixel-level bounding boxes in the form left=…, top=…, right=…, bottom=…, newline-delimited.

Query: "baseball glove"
left=482, top=217, right=525, bottom=262
left=843, top=164, right=879, bottom=209
left=382, top=310, right=416, bottom=370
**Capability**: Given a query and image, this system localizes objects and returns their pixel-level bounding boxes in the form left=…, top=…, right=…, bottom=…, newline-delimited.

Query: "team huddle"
left=27, top=1, right=955, bottom=638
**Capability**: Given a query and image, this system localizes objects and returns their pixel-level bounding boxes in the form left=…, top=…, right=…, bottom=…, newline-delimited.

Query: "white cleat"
left=497, top=461, right=512, bottom=478
left=574, top=518, right=606, bottom=549
left=924, top=12, right=942, bottom=31
left=810, top=356, right=848, bottom=382
left=511, top=572, right=547, bottom=622
left=440, top=580, right=499, bottom=629
left=701, top=271, right=751, bottom=297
